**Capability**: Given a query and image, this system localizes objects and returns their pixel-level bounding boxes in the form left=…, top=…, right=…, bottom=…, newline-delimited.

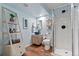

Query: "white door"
left=54, top=5, right=72, bottom=56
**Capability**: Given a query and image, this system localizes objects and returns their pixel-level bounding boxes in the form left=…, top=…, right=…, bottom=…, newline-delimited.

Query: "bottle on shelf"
left=9, top=28, right=13, bottom=33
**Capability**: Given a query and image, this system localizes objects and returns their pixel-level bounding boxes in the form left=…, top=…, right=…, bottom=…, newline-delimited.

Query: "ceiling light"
left=38, top=17, right=46, bottom=20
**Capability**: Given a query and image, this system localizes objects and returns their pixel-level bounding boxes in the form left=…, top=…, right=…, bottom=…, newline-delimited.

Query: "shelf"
left=6, top=42, right=21, bottom=46
left=2, top=20, right=17, bottom=25
left=3, top=32, right=21, bottom=34
left=10, top=32, right=21, bottom=34
left=8, top=22, right=17, bottom=25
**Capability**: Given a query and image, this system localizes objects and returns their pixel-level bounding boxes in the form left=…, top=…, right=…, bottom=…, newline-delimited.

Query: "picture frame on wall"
left=23, top=18, right=28, bottom=29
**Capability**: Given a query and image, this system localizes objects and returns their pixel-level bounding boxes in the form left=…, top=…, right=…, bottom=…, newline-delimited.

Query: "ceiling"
left=4, top=3, right=49, bottom=18
left=4, top=3, right=69, bottom=18
left=41, top=3, right=68, bottom=10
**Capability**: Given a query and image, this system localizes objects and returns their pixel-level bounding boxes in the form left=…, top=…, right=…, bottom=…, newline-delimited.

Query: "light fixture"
left=38, top=17, right=46, bottom=20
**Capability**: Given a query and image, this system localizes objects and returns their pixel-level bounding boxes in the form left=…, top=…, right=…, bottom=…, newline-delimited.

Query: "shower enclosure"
left=53, top=4, right=72, bottom=56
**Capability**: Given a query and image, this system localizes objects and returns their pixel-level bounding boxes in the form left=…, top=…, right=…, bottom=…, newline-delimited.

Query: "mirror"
left=32, top=18, right=42, bottom=35
left=35, top=19, right=42, bottom=35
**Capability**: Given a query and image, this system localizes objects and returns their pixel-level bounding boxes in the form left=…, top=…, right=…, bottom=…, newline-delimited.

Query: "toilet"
left=42, top=39, right=51, bottom=50
left=42, top=32, right=51, bottom=50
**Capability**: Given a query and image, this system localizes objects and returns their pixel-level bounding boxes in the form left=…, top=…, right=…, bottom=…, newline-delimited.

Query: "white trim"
left=72, top=4, right=79, bottom=56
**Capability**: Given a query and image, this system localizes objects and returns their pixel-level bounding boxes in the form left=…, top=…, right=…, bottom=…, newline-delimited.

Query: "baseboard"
left=25, top=43, right=32, bottom=47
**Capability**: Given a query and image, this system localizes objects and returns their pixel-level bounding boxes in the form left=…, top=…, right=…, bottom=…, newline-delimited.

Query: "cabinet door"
left=11, top=43, right=25, bottom=56
left=11, top=45, right=20, bottom=56
left=19, top=44, right=25, bottom=55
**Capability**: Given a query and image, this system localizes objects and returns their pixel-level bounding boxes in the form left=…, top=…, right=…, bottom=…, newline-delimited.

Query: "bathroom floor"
left=23, top=44, right=53, bottom=56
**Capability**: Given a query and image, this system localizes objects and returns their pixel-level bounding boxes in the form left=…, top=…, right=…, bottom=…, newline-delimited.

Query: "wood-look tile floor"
left=22, top=44, right=53, bottom=56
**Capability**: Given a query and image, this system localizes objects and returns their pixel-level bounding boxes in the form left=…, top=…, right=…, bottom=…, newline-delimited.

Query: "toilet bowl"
left=42, top=39, right=51, bottom=50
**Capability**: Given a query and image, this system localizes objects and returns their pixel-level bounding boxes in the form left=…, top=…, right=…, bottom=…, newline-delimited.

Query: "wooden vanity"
left=31, top=35, right=43, bottom=45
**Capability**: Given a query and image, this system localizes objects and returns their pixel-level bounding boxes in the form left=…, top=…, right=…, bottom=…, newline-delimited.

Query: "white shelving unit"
left=2, top=7, right=25, bottom=56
